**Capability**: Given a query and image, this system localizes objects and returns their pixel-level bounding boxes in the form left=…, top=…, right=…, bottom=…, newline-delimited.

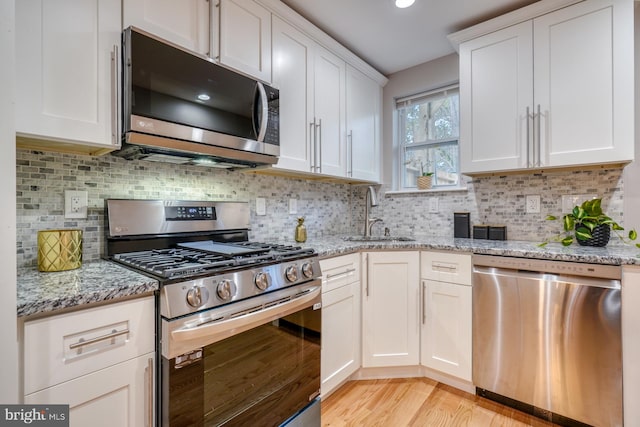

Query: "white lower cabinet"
left=320, top=254, right=361, bottom=396
left=362, top=251, right=420, bottom=367
left=420, top=252, right=472, bottom=382
left=23, top=296, right=155, bottom=427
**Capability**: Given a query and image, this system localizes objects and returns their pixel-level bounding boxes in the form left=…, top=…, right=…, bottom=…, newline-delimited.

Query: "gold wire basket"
left=38, top=229, right=83, bottom=272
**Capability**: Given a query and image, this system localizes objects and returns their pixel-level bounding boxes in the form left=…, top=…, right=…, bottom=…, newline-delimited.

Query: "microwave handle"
left=255, top=82, right=268, bottom=142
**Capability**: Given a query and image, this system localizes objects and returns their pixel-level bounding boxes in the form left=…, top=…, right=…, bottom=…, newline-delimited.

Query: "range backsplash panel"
left=16, top=150, right=357, bottom=268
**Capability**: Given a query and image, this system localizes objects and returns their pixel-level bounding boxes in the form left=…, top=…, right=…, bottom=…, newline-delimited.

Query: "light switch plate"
left=256, top=198, right=266, bottom=216
left=428, top=197, right=439, bottom=213
left=289, top=198, right=298, bottom=215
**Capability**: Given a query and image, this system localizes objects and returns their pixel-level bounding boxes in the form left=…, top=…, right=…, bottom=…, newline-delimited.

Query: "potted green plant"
left=417, top=162, right=434, bottom=190
left=540, top=198, right=638, bottom=247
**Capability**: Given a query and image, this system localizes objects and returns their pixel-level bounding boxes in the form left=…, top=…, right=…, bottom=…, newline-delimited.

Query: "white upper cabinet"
left=271, top=17, right=346, bottom=178
left=123, top=0, right=211, bottom=55
left=313, top=46, right=347, bottom=177
left=346, top=65, right=381, bottom=182
left=16, top=0, right=122, bottom=153
left=271, top=17, right=314, bottom=172
left=218, top=0, right=272, bottom=82
left=124, top=0, right=270, bottom=81
left=456, top=0, right=633, bottom=174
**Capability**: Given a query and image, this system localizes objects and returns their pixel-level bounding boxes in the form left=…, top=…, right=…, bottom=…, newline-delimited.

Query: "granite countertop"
left=17, top=259, right=159, bottom=318
left=17, top=236, right=640, bottom=318
left=300, top=236, right=640, bottom=266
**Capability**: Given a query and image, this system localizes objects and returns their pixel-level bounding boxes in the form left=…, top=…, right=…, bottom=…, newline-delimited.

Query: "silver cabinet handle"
left=365, top=254, right=369, bottom=297
left=317, top=118, right=322, bottom=173
left=326, top=268, right=356, bottom=280
left=309, top=121, right=316, bottom=172
left=432, top=262, right=457, bottom=272
left=110, top=45, right=119, bottom=146
left=347, top=130, right=353, bottom=176
left=145, top=357, right=153, bottom=427
left=526, top=106, right=531, bottom=168
left=421, top=281, right=426, bottom=325
left=69, top=328, right=130, bottom=350
left=536, top=104, right=542, bottom=167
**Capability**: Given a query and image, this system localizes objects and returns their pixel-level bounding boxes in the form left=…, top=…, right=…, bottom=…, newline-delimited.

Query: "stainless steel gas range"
left=105, top=199, right=322, bottom=427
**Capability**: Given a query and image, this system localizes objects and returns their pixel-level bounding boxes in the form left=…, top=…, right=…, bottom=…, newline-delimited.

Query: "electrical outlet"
left=65, top=190, right=88, bottom=219
left=428, top=197, right=439, bottom=213
left=289, top=198, right=298, bottom=215
left=526, top=195, right=541, bottom=214
left=256, top=198, right=266, bottom=216
left=561, top=194, right=598, bottom=212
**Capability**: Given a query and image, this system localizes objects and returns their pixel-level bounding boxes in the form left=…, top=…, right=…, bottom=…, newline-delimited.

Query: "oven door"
left=161, top=283, right=321, bottom=427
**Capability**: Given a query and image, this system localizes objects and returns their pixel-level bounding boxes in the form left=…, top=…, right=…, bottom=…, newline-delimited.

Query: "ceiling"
left=281, top=0, right=541, bottom=76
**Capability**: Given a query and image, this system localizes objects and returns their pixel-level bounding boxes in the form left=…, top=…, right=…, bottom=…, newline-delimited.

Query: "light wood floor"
left=321, top=378, right=559, bottom=427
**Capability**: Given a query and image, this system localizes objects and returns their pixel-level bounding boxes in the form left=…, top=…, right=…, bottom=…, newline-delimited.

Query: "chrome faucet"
left=364, top=186, right=383, bottom=237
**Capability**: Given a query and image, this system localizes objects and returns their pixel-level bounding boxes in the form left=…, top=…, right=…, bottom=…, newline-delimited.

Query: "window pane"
left=398, top=92, right=459, bottom=145
left=403, top=142, right=459, bottom=188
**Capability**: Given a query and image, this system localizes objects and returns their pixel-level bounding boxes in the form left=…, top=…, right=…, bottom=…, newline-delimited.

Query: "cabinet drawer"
left=24, top=296, right=155, bottom=394
left=421, top=252, right=472, bottom=285
left=320, top=253, right=360, bottom=293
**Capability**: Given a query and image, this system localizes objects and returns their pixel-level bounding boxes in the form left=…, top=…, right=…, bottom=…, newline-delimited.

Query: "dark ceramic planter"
left=576, top=224, right=611, bottom=247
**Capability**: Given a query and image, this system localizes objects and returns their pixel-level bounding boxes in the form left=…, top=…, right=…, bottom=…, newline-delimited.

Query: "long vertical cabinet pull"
left=525, top=107, right=531, bottom=168
left=421, top=281, right=426, bottom=325
left=145, top=357, right=153, bottom=427
left=347, top=131, right=353, bottom=176
left=317, top=118, right=323, bottom=173
left=110, top=45, right=120, bottom=147
left=309, top=120, right=316, bottom=172
left=365, top=254, right=369, bottom=297
left=536, top=104, right=542, bottom=167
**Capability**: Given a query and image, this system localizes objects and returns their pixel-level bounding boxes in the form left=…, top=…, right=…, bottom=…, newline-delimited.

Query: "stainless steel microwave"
left=114, top=27, right=279, bottom=168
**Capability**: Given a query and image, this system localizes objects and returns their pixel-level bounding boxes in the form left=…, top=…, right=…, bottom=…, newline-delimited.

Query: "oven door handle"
left=170, top=285, right=321, bottom=345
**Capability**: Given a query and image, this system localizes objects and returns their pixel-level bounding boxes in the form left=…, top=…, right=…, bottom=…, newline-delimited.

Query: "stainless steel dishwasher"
left=472, top=255, right=622, bottom=427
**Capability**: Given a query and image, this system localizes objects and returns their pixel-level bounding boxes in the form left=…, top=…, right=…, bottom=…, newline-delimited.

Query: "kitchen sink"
left=344, top=236, right=415, bottom=242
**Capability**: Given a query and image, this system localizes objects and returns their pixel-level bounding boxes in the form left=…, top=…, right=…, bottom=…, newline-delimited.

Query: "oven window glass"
left=163, top=306, right=321, bottom=427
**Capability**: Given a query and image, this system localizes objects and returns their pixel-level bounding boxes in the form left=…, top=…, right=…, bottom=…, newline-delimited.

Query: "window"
left=396, top=85, right=460, bottom=190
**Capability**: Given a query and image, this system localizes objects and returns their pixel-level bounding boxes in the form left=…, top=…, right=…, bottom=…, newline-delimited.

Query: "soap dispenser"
left=295, top=217, right=307, bottom=243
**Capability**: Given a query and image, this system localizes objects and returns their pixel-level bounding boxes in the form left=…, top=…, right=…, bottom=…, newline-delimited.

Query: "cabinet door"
left=123, top=0, right=210, bottom=55
left=313, top=46, right=346, bottom=177
left=459, top=21, right=533, bottom=174
left=16, top=0, right=122, bottom=151
left=25, top=354, right=155, bottom=427
left=534, top=0, right=633, bottom=167
left=346, top=65, right=381, bottom=182
left=271, top=17, right=314, bottom=173
left=421, top=280, right=472, bottom=381
left=218, top=0, right=272, bottom=82
left=321, top=281, right=360, bottom=396
left=362, top=252, right=420, bottom=367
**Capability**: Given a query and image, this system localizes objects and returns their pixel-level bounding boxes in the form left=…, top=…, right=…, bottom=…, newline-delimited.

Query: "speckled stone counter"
left=298, top=236, right=640, bottom=266
left=17, top=259, right=159, bottom=318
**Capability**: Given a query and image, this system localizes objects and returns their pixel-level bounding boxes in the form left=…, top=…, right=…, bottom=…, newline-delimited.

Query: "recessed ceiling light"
left=395, top=0, right=415, bottom=8
left=197, top=94, right=210, bottom=101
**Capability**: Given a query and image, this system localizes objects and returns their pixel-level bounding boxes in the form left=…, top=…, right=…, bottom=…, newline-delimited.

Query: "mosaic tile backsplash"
left=17, top=149, right=626, bottom=268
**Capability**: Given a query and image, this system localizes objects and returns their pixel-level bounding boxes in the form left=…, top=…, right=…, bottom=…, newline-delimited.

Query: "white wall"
left=623, top=5, right=640, bottom=230
left=381, top=53, right=459, bottom=188
left=0, top=0, right=19, bottom=403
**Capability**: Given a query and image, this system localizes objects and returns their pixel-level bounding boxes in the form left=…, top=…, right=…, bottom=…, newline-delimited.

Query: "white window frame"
left=395, top=84, right=460, bottom=191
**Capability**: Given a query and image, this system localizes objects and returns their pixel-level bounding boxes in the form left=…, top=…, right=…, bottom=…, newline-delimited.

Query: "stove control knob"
left=186, top=286, right=209, bottom=308
left=254, top=272, right=271, bottom=290
left=216, top=279, right=237, bottom=301
left=285, top=265, right=298, bottom=282
left=301, top=262, right=314, bottom=279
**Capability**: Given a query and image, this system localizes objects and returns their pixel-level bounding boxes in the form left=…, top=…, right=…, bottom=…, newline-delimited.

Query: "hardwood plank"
left=322, top=379, right=559, bottom=427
